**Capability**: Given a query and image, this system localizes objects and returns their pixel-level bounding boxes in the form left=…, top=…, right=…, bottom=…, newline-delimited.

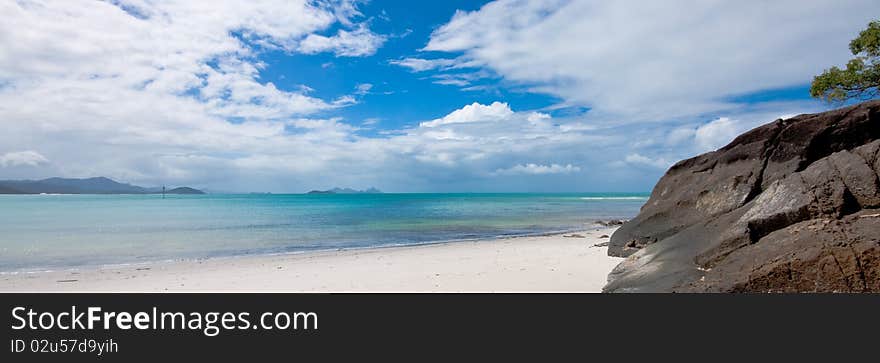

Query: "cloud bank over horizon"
left=1, top=0, right=878, bottom=192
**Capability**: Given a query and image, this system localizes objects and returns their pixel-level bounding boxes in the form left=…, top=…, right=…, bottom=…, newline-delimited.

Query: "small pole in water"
left=162, top=185, right=165, bottom=199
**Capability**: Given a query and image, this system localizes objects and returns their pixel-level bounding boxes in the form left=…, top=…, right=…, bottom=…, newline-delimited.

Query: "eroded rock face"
left=605, top=100, right=880, bottom=292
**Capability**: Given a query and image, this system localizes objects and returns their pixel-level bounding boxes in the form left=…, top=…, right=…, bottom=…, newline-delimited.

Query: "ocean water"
left=0, top=193, right=647, bottom=272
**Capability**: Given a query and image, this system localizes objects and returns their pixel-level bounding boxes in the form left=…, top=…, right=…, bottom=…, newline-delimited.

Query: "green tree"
left=811, top=20, right=880, bottom=102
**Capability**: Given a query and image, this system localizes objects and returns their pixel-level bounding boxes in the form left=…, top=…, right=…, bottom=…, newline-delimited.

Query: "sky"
left=1, top=0, right=878, bottom=193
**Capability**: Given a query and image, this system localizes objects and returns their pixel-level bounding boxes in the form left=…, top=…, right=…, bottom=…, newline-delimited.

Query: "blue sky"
left=1, top=0, right=878, bottom=192
left=257, top=0, right=561, bottom=133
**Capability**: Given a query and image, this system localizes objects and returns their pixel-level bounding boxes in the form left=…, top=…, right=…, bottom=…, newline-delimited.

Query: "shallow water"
left=0, top=193, right=647, bottom=271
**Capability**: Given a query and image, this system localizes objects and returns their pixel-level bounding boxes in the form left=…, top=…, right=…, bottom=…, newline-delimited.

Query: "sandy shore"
left=0, top=226, right=622, bottom=292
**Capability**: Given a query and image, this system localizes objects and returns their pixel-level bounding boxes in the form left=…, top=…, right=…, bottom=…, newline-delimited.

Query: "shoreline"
left=0, top=225, right=608, bottom=275
left=0, top=226, right=623, bottom=292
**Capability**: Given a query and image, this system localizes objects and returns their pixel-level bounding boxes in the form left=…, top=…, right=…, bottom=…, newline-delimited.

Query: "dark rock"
left=592, top=242, right=610, bottom=248
left=596, top=219, right=625, bottom=227
left=684, top=210, right=880, bottom=292
left=605, top=100, right=880, bottom=292
left=599, top=235, right=610, bottom=238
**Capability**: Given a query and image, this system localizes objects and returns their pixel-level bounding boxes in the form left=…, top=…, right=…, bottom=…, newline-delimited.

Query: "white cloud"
left=625, top=154, right=671, bottom=170
left=389, top=57, right=481, bottom=72
left=661, top=103, right=819, bottom=156
left=1, top=0, right=865, bottom=193
left=0, top=0, right=382, bottom=129
left=354, top=83, right=373, bottom=95
left=0, top=66, right=627, bottom=192
left=330, top=0, right=367, bottom=27
left=425, top=0, right=880, bottom=122
left=429, top=71, right=493, bottom=87
left=0, top=151, right=49, bottom=167
left=420, top=101, right=515, bottom=127
left=392, top=102, right=601, bottom=180
left=362, top=117, right=381, bottom=126
left=694, top=117, right=739, bottom=151
left=298, top=25, right=386, bottom=56
left=390, top=57, right=459, bottom=72
left=665, top=127, right=696, bottom=146
left=432, top=77, right=470, bottom=87
left=495, top=163, right=580, bottom=175
left=0, top=0, right=399, bottom=189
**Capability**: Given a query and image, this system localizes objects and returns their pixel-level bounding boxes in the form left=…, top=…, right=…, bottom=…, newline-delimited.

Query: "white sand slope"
left=0, top=227, right=622, bottom=292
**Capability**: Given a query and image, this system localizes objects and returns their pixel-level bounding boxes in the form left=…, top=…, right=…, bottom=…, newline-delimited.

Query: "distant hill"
left=307, top=187, right=382, bottom=194
left=166, top=187, right=205, bottom=195
left=0, top=185, right=23, bottom=194
left=0, top=177, right=204, bottom=195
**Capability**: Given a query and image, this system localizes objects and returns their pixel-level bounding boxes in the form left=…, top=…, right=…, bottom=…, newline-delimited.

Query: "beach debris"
left=599, top=234, right=610, bottom=238
left=591, top=242, right=610, bottom=248
left=56, top=279, right=78, bottom=283
left=563, top=234, right=586, bottom=238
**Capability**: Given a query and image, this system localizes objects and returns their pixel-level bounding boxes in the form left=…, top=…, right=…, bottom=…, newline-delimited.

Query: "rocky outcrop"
left=605, top=100, right=880, bottom=292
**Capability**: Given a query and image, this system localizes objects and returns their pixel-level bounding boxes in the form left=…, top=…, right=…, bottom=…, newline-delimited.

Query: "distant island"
left=164, top=187, right=205, bottom=195
left=307, top=187, right=382, bottom=194
left=0, top=177, right=205, bottom=195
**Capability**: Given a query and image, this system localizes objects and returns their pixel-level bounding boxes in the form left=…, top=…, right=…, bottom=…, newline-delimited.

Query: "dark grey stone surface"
left=605, top=100, right=880, bottom=292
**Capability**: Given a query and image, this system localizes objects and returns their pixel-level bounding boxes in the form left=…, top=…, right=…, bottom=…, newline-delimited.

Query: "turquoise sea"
left=0, top=193, right=647, bottom=272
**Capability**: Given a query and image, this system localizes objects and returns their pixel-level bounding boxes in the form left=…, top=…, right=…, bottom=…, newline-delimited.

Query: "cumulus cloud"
left=2, top=0, right=869, bottom=193
left=420, top=101, right=515, bottom=127
left=665, top=127, right=696, bottom=147
left=694, top=117, right=739, bottom=151
left=0, top=0, right=382, bottom=127
left=625, top=154, right=672, bottom=170
left=660, top=103, right=819, bottom=157
left=425, top=0, right=879, bottom=121
left=391, top=102, right=605, bottom=181
left=0, top=0, right=384, bottom=186
left=0, top=151, right=49, bottom=167
left=0, top=64, right=627, bottom=192
left=495, top=163, right=580, bottom=175
left=298, top=25, right=386, bottom=56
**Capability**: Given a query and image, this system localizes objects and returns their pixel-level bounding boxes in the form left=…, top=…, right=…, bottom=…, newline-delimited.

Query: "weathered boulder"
left=605, top=100, right=880, bottom=292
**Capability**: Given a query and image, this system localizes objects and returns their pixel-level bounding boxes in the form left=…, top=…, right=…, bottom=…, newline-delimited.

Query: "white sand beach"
left=0, top=226, right=622, bottom=292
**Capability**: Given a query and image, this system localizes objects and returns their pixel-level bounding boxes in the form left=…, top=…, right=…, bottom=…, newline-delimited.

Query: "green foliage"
left=811, top=20, right=880, bottom=102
